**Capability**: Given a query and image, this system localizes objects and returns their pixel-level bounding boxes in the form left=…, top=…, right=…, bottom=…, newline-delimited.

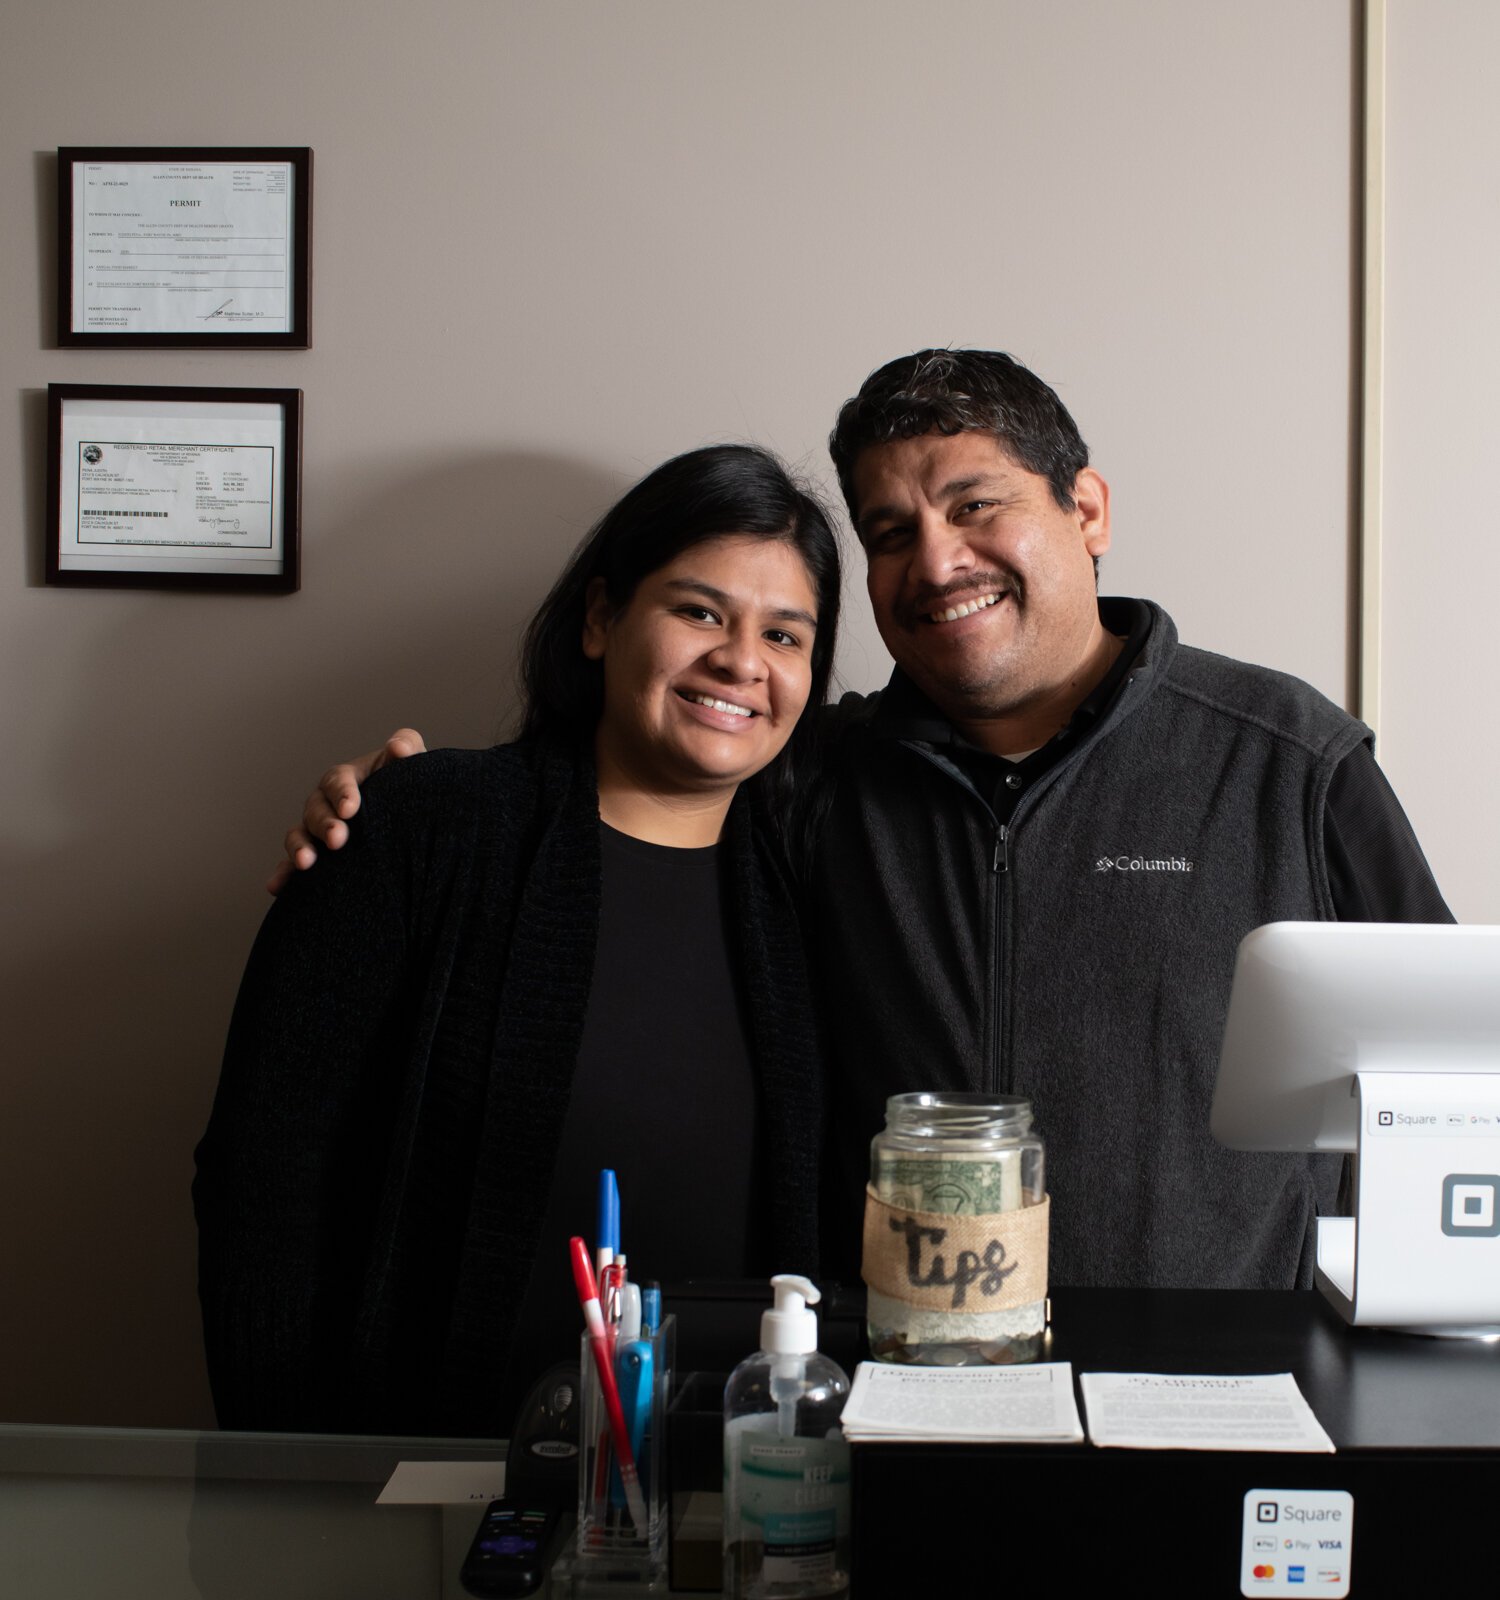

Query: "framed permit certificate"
left=57, top=147, right=312, bottom=347
left=46, top=384, right=302, bottom=592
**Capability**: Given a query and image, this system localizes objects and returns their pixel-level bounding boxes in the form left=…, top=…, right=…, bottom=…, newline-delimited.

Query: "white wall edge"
left=1359, top=0, right=1386, bottom=737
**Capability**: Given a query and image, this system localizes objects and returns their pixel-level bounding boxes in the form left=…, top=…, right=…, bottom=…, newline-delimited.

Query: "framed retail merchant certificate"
left=58, top=147, right=312, bottom=347
left=46, top=385, right=302, bottom=593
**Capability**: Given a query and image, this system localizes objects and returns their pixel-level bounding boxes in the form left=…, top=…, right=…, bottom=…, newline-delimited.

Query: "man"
left=283, top=349, right=1451, bottom=1291
left=810, top=350, right=1449, bottom=1289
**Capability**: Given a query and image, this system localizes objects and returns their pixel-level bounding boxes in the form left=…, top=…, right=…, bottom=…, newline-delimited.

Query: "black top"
left=504, top=823, right=763, bottom=1419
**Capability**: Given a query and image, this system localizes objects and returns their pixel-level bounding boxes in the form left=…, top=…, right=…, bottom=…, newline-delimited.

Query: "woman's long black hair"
left=518, top=444, right=842, bottom=826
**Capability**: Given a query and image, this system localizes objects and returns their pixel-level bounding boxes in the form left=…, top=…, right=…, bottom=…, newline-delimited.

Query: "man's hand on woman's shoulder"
left=267, top=728, right=429, bottom=895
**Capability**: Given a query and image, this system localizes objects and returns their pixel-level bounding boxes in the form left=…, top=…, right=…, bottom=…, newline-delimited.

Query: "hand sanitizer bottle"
left=723, top=1275, right=851, bottom=1599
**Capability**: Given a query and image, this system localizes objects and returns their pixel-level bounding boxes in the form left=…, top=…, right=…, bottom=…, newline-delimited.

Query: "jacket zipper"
left=991, top=822, right=1009, bottom=1095
left=899, top=741, right=1013, bottom=1096
left=892, top=671, right=1139, bottom=1102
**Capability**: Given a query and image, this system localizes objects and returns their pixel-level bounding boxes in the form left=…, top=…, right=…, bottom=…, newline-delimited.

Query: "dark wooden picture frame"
left=57, top=147, right=312, bottom=348
left=46, top=383, right=302, bottom=593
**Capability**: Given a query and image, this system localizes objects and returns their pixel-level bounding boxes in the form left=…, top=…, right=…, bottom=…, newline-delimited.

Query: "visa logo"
left=1317, top=1539, right=1343, bottom=1550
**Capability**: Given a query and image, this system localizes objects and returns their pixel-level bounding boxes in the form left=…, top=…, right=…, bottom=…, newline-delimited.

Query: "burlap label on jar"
left=861, top=1187, right=1050, bottom=1312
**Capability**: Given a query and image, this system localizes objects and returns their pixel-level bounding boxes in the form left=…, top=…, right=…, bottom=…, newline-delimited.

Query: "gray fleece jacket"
left=812, top=601, right=1382, bottom=1290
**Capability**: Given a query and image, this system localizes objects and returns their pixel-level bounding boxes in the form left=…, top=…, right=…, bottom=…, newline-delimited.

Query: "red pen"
left=569, top=1235, right=648, bottom=1531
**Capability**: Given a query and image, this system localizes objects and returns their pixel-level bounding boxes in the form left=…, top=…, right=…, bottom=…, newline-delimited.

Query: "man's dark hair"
left=518, top=443, right=841, bottom=814
left=828, top=348, right=1090, bottom=522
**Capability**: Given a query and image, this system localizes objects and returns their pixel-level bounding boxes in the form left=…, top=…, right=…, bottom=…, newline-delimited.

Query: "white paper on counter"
left=1078, top=1371, right=1334, bottom=1452
left=376, top=1459, right=507, bottom=1504
left=841, top=1360, right=1083, bottom=1443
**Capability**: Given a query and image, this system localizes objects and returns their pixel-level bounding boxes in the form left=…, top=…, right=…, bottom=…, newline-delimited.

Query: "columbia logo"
left=1095, top=854, right=1195, bottom=873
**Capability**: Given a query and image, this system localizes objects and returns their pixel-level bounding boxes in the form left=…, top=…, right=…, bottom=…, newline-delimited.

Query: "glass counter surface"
left=0, top=1422, right=506, bottom=1600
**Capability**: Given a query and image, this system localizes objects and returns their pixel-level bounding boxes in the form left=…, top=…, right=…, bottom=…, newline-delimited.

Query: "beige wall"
left=3, top=2, right=1361, bottom=1426
left=1381, top=1, right=1500, bottom=923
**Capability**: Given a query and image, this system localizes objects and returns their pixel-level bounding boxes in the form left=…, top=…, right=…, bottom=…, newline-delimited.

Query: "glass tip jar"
left=864, top=1092, right=1047, bottom=1366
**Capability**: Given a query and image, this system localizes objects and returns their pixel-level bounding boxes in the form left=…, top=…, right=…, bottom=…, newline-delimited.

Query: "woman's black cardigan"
left=193, top=740, right=823, bottom=1437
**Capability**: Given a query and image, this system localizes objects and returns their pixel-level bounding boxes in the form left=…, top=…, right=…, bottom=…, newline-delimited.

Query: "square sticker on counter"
left=1240, top=1488, right=1352, bottom=1597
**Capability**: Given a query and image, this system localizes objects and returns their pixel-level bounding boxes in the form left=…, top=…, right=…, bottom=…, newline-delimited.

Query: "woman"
left=193, top=445, right=841, bottom=1437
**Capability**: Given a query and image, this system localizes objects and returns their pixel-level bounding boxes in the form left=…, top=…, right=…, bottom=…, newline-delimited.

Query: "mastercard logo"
left=1252, top=1564, right=1276, bottom=1580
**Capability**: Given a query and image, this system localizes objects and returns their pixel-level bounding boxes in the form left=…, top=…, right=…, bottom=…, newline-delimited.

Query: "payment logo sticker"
left=1240, top=1490, right=1352, bottom=1598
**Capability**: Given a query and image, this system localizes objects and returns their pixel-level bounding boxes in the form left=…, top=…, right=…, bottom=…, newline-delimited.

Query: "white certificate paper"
left=57, top=398, right=286, bottom=576
left=72, top=160, right=294, bottom=333
left=1079, top=1372, right=1335, bottom=1453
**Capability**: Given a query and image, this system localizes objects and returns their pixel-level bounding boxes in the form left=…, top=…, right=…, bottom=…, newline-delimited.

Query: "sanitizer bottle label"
left=728, top=1431, right=850, bottom=1594
left=762, top=1505, right=837, bottom=1585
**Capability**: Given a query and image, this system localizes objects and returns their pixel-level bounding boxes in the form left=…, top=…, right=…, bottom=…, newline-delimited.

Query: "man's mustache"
left=896, top=573, right=1018, bottom=629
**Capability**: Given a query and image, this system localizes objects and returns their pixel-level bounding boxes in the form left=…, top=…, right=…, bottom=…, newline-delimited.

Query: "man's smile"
left=925, top=589, right=1007, bottom=625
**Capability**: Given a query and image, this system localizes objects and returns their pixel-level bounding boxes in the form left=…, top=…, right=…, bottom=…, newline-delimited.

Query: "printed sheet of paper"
left=1079, top=1372, right=1334, bottom=1453
left=841, top=1360, right=1083, bottom=1443
left=72, top=160, right=294, bottom=333
left=56, top=397, right=286, bottom=576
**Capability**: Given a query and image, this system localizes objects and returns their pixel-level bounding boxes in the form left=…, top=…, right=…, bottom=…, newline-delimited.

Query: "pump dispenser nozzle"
left=761, top=1274, right=820, bottom=1354
left=761, top=1275, right=820, bottom=1437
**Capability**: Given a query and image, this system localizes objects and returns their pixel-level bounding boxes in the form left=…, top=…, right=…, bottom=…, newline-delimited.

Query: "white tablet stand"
left=1212, top=923, right=1500, bottom=1338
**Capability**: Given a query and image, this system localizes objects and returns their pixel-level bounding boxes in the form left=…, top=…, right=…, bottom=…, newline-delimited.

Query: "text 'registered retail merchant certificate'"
left=57, top=401, right=285, bottom=576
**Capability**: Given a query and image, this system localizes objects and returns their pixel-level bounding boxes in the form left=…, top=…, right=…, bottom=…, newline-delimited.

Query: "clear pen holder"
left=553, top=1314, right=674, bottom=1596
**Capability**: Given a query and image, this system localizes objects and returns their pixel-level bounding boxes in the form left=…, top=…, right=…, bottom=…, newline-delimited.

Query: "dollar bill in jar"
left=862, top=1093, right=1048, bottom=1365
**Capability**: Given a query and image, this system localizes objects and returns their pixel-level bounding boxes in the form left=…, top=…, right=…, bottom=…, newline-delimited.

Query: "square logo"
left=1441, top=1174, right=1500, bottom=1237
left=1244, top=1489, right=1352, bottom=1598
left=1377, top=1110, right=1394, bottom=1127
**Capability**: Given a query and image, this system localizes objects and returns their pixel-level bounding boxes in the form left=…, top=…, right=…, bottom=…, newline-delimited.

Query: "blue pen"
left=610, top=1339, right=654, bottom=1511
left=641, top=1282, right=661, bottom=1338
left=596, top=1169, right=619, bottom=1282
